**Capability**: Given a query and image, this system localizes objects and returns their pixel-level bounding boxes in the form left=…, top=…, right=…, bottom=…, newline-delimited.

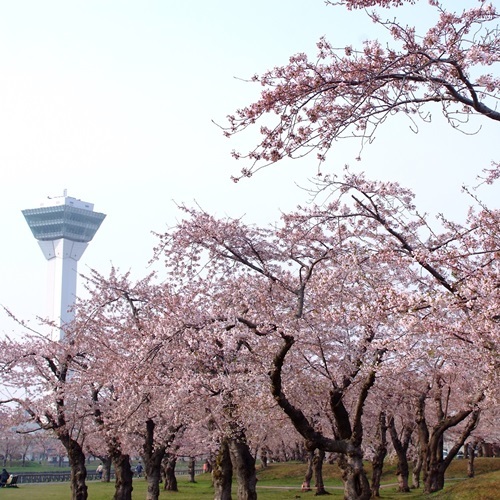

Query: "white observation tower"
left=22, top=192, right=106, bottom=340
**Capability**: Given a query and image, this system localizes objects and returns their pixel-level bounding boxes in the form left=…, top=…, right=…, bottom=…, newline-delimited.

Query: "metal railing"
left=14, top=468, right=203, bottom=484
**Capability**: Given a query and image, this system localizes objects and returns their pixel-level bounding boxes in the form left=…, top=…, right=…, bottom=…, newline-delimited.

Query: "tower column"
left=23, top=195, right=106, bottom=340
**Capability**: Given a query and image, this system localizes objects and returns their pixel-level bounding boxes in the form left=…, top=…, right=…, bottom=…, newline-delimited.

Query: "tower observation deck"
left=22, top=194, right=106, bottom=340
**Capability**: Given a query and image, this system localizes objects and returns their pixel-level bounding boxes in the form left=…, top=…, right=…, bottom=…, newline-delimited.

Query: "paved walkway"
left=256, top=477, right=467, bottom=491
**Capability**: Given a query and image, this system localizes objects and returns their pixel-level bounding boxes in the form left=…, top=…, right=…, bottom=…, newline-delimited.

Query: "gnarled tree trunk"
left=260, top=448, right=268, bottom=469
left=269, top=333, right=377, bottom=500
left=213, top=439, right=233, bottom=500
left=228, top=433, right=257, bottom=500
left=371, top=412, right=388, bottom=497
left=411, top=451, right=422, bottom=490
left=188, top=456, right=196, bottom=483
left=96, top=455, right=112, bottom=482
left=388, top=415, right=412, bottom=492
left=60, top=433, right=88, bottom=500
left=91, top=390, right=132, bottom=499
left=143, top=419, right=167, bottom=500
left=163, top=454, right=178, bottom=491
left=466, top=442, right=476, bottom=478
left=313, top=449, right=328, bottom=495
left=415, top=385, right=482, bottom=494
left=145, top=463, right=163, bottom=500
left=110, top=444, right=133, bottom=500
left=338, top=451, right=371, bottom=500
left=302, top=449, right=314, bottom=491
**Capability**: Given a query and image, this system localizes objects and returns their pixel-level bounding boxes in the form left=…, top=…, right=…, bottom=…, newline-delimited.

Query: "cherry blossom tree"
left=387, top=403, right=415, bottom=492
left=0, top=325, right=93, bottom=500
left=71, top=268, right=194, bottom=500
left=408, top=347, right=486, bottom=493
left=156, top=201, right=417, bottom=499
left=303, top=171, right=499, bottom=493
left=0, top=409, right=18, bottom=466
left=223, top=0, right=499, bottom=178
left=219, top=1, right=500, bottom=490
left=159, top=285, right=280, bottom=500
left=0, top=267, right=197, bottom=500
left=369, top=411, right=388, bottom=498
left=28, top=429, right=60, bottom=463
left=156, top=164, right=498, bottom=497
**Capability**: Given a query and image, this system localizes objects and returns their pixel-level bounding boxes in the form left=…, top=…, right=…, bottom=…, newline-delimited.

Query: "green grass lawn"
left=0, top=458, right=498, bottom=499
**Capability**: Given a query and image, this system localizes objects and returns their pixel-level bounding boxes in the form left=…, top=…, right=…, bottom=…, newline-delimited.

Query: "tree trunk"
left=186, top=456, right=195, bottom=483
left=338, top=451, right=371, bottom=500
left=228, top=436, right=257, bottom=500
left=302, top=449, right=314, bottom=492
left=143, top=419, right=167, bottom=500
left=466, top=443, right=475, bottom=478
left=213, top=439, right=233, bottom=500
left=481, top=442, right=493, bottom=457
left=145, top=463, right=163, bottom=500
left=96, top=455, right=112, bottom=482
left=387, top=416, right=411, bottom=493
left=411, top=452, right=422, bottom=490
left=395, top=455, right=410, bottom=492
left=269, top=333, right=378, bottom=500
left=92, top=390, right=132, bottom=499
left=371, top=412, right=388, bottom=497
left=414, top=381, right=482, bottom=495
left=163, top=454, right=178, bottom=491
left=59, top=433, right=88, bottom=500
left=313, top=449, right=328, bottom=495
left=424, top=461, right=446, bottom=493
left=102, top=456, right=112, bottom=482
left=260, top=449, right=268, bottom=469
left=112, top=451, right=133, bottom=500
left=423, top=409, right=481, bottom=494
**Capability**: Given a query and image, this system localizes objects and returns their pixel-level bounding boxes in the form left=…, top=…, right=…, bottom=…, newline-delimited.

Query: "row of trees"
left=1, top=1, right=499, bottom=500
left=0, top=409, right=66, bottom=466
left=1, top=168, right=498, bottom=500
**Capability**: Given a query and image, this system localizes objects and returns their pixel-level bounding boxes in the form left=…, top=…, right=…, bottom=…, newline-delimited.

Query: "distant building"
left=22, top=192, right=106, bottom=340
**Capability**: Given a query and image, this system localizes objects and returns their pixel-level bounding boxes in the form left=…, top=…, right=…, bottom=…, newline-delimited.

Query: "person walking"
left=96, top=463, right=104, bottom=480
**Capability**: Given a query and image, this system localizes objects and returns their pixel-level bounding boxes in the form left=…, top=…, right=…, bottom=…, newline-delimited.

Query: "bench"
left=5, top=475, right=19, bottom=488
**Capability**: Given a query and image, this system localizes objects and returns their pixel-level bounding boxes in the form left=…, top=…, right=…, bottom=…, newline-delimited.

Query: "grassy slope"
left=0, top=458, right=498, bottom=499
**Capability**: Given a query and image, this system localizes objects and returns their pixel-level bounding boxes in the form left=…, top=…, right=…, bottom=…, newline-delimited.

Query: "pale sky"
left=0, top=1, right=497, bottom=335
